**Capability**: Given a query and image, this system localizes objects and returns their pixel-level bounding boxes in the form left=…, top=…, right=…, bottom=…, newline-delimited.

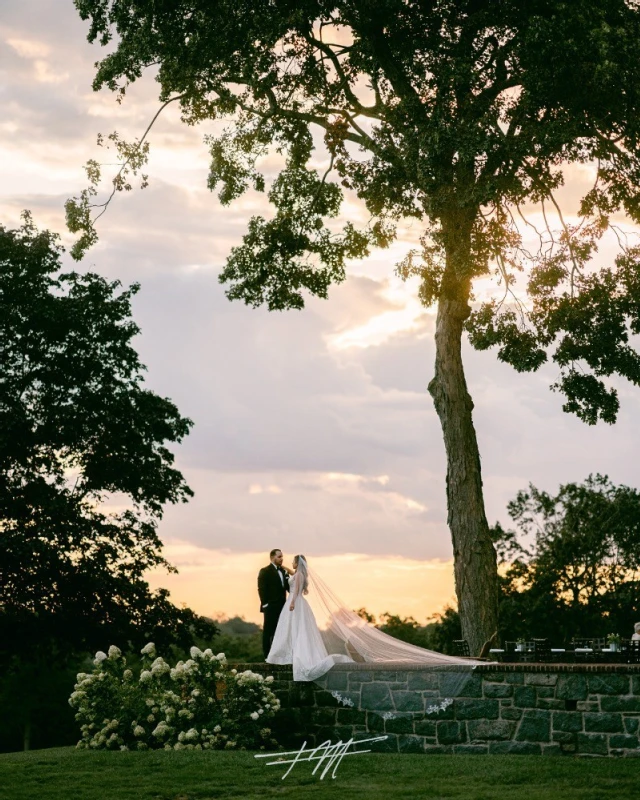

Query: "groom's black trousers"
left=262, top=603, right=284, bottom=659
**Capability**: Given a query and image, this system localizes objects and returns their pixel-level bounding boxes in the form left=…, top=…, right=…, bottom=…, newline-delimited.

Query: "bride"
left=266, top=554, right=480, bottom=682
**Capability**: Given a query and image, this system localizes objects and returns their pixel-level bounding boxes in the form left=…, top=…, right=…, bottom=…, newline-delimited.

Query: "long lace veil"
left=299, top=556, right=482, bottom=669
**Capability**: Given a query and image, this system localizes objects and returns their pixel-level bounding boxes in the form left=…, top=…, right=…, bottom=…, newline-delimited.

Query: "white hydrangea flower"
left=123, top=670, right=133, bottom=681
left=216, top=653, right=226, bottom=661
left=213, top=725, right=221, bottom=733
left=152, top=722, right=170, bottom=738
left=185, top=728, right=199, bottom=741
left=141, top=642, right=156, bottom=656
left=133, top=725, right=145, bottom=737
left=174, top=742, right=184, bottom=750
left=147, top=714, right=155, bottom=723
left=250, top=712, right=259, bottom=721
left=190, top=646, right=203, bottom=659
left=139, top=670, right=152, bottom=683
left=108, top=645, right=121, bottom=659
left=203, top=649, right=213, bottom=657
left=265, top=676, right=274, bottom=684
left=93, top=651, right=107, bottom=664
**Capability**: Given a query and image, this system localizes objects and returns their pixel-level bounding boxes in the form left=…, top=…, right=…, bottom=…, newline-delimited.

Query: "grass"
left=0, top=746, right=638, bottom=800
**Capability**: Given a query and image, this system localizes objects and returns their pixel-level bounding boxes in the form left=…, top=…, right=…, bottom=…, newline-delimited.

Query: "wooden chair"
left=453, top=639, right=470, bottom=657
left=502, top=641, right=521, bottom=663
left=627, top=640, right=640, bottom=664
left=532, top=638, right=552, bottom=663
left=571, top=638, right=596, bottom=663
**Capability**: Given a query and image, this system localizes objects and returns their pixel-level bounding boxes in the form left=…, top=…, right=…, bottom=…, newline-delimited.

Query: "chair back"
left=453, top=639, right=470, bottom=657
left=628, top=640, right=640, bottom=664
left=532, top=638, right=552, bottom=662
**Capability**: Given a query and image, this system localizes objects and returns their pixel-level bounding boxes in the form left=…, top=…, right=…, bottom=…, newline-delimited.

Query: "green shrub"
left=69, top=644, right=280, bottom=751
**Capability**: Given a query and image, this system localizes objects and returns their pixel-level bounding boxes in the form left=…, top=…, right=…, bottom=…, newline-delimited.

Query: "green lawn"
left=0, top=747, right=637, bottom=800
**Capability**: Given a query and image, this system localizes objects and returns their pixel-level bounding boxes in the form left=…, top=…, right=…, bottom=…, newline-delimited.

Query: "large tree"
left=67, top=0, right=640, bottom=654
left=0, top=215, right=216, bottom=670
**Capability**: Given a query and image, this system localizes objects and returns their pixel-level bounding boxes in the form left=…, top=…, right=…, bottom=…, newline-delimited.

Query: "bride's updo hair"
left=293, top=554, right=309, bottom=592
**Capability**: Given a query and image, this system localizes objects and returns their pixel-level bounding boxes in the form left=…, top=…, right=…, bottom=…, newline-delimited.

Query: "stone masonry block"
left=601, top=696, right=640, bottom=713
left=489, top=741, right=542, bottom=755
left=454, top=745, right=488, bottom=754
left=501, top=707, right=523, bottom=721
left=440, top=672, right=482, bottom=698
left=407, top=672, right=439, bottom=691
left=588, top=675, right=630, bottom=695
left=467, top=719, right=515, bottom=741
left=324, top=672, right=349, bottom=691
left=556, top=675, right=588, bottom=701
left=514, top=686, right=537, bottom=708
left=399, top=735, right=426, bottom=753
left=553, top=711, right=583, bottom=732
left=455, top=699, right=500, bottom=720
left=337, top=708, right=367, bottom=726
left=584, top=713, right=623, bottom=733
left=553, top=731, right=575, bottom=744
left=385, top=715, right=414, bottom=735
left=525, top=674, right=558, bottom=687
left=437, top=720, right=467, bottom=745
left=348, top=671, right=373, bottom=683
left=373, top=671, right=399, bottom=682
left=576, top=701, right=599, bottom=712
left=484, top=683, right=513, bottom=699
left=625, top=717, right=640, bottom=734
left=576, top=733, right=608, bottom=755
left=537, top=700, right=565, bottom=710
left=392, top=691, right=424, bottom=713
left=516, top=710, right=551, bottom=742
left=361, top=682, right=394, bottom=711
left=610, top=734, right=639, bottom=750
left=315, top=691, right=340, bottom=708
left=414, top=719, right=436, bottom=736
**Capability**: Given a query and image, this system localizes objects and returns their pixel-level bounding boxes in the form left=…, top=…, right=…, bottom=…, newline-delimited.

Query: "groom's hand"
left=289, top=602, right=295, bottom=611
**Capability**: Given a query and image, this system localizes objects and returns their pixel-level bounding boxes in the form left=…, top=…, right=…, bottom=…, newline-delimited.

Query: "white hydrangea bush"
left=69, top=643, right=281, bottom=751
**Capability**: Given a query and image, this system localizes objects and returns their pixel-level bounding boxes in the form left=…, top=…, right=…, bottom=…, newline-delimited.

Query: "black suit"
left=258, top=563, right=289, bottom=659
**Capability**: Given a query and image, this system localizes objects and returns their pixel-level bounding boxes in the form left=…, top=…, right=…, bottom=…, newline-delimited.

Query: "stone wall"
left=243, top=663, right=640, bottom=756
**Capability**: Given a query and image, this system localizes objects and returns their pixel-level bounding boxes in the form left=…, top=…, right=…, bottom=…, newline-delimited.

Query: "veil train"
left=305, top=560, right=484, bottom=670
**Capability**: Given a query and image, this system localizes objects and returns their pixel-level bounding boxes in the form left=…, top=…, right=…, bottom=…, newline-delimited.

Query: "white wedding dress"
left=266, top=569, right=354, bottom=681
left=265, top=556, right=483, bottom=683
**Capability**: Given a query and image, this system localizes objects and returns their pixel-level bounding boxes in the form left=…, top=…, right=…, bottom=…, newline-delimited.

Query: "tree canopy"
left=67, top=0, right=640, bottom=652
left=0, top=215, right=216, bottom=666
left=493, top=474, right=640, bottom=642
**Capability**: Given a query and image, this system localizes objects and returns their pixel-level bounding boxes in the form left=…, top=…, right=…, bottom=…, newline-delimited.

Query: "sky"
left=2, top=1, right=640, bottom=625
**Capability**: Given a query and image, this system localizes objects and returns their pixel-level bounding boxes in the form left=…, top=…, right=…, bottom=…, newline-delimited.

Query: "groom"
left=258, top=548, right=289, bottom=660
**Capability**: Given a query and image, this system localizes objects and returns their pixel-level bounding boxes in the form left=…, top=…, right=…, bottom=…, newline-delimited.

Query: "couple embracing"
left=257, top=548, right=480, bottom=683
left=257, top=549, right=353, bottom=682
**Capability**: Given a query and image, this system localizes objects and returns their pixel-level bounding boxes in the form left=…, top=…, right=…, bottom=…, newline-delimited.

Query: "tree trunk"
left=23, top=716, right=31, bottom=751
left=428, top=281, right=499, bottom=656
